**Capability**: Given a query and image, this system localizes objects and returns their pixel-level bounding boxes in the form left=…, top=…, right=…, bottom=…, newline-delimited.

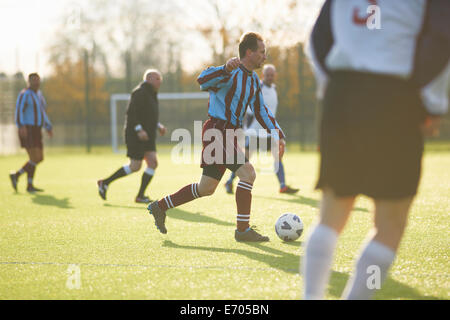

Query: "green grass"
left=0, top=146, right=449, bottom=300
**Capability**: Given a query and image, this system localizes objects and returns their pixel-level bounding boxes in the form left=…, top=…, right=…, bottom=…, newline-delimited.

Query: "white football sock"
left=144, top=167, right=155, bottom=176
left=342, top=240, right=396, bottom=300
left=301, top=224, right=338, bottom=300
left=123, top=165, right=132, bottom=175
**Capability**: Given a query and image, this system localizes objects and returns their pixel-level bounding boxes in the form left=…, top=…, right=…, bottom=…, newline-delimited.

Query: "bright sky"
left=0, top=1, right=67, bottom=75
left=0, top=0, right=324, bottom=77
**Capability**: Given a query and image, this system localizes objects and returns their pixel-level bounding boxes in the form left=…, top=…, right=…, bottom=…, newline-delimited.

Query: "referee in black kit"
left=302, top=0, right=449, bottom=299
left=98, top=69, right=167, bottom=204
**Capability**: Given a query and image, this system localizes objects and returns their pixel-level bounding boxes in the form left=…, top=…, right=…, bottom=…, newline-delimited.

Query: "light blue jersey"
left=197, top=64, right=285, bottom=140
left=15, top=88, right=52, bottom=130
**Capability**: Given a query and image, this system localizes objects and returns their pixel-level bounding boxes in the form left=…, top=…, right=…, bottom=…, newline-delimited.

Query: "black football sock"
left=17, top=161, right=36, bottom=178
left=27, top=162, right=37, bottom=187
left=137, top=168, right=155, bottom=197
left=103, top=165, right=132, bottom=185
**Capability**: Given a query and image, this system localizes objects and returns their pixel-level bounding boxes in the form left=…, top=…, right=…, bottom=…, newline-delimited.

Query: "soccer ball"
left=275, top=213, right=304, bottom=242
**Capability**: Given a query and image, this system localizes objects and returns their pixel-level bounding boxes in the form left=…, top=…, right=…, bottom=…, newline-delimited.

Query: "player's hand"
left=158, top=124, right=167, bottom=136
left=137, top=130, right=149, bottom=141
left=18, top=126, right=27, bottom=139
left=46, top=129, right=53, bottom=138
left=278, top=138, right=286, bottom=159
left=421, top=115, right=441, bottom=137
left=226, top=57, right=240, bottom=73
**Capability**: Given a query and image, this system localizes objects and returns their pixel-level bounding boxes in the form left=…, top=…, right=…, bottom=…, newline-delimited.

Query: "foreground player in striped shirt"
left=147, top=32, right=286, bottom=242
left=9, top=73, right=53, bottom=193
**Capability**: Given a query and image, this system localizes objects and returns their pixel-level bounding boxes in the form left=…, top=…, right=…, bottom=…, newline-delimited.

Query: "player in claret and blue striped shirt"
left=9, top=73, right=53, bottom=193
left=147, top=32, right=286, bottom=242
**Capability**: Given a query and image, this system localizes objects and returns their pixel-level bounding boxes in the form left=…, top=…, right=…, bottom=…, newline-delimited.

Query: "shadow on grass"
left=103, top=203, right=146, bottom=210
left=29, top=193, right=73, bottom=209
left=328, top=270, right=439, bottom=300
left=103, top=204, right=234, bottom=227
left=254, top=194, right=369, bottom=213
left=163, top=239, right=300, bottom=274
left=163, top=240, right=438, bottom=299
left=168, top=208, right=234, bottom=227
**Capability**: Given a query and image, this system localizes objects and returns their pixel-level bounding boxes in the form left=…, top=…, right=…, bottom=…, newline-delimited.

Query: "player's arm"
left=43, top=111, right=53, bottom=137
left=197, top=57, right=239, bottom=91
left=305, top=0, right=333, bottom=100
left=15, top=91, right=28, bottom=138
left=249, top=87, right=286, bottom=157
left=415, top=0, right=450, bottom=135
left=39, top=92, right=53, bottom=137
left=250, top=87, right=285, bottom=140
left=157, top=122, right=167, bottom=136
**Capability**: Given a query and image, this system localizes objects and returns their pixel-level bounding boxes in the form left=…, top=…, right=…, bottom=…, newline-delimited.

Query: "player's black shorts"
left=125, top=129, right=156, bottom=160
left=316, top=71, right=426, bottom=199
left=19, top=125, right=43, bottom=149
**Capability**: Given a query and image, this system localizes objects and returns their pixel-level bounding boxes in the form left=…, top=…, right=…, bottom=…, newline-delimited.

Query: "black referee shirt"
left=125, top=81, right=159, bottom=137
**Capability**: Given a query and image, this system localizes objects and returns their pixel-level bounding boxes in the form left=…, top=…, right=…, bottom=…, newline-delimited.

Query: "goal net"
left=110, top=92, right=209, bottom=153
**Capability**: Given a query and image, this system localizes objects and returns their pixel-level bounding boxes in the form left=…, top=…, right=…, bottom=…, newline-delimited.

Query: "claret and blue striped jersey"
left=197, top=64, right=285, bottom=140
left=15, top=88, right=52, bottom=130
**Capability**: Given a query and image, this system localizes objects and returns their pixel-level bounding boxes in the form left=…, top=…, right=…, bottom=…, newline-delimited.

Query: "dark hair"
left=239, top=32, right=264, bottom=59
left=28, top=73, right=40, bottom=81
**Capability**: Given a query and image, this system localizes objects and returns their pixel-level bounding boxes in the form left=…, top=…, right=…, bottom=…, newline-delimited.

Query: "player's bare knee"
left=200, top=180, right=218, bottom=196
left=29, top=150, right=43, bottom=164
left=198, top=185, right=215, bottom=196
left=144, top=152, right=158, bottom=170
left=249, top=168, right=256, bottom=183
left=198, top=181, right=218, bottom=196
left=319, top=189, right=355, bottom=234
left=198, top=175, right=220, bottom=197
left=150, top=159, right=158, bottom=169
left=372, top=225, right=405, bottom=251
left=376, top=218, right=408, bottom=237
left=375, top=200, right=411, bottom=237
left=145, top=157, right=157, bottom=169
left=237, top=163, right=256, bottom=184
left=129, top=162, right=142, bottom=172
left=32, top=156, right=43, bottom=164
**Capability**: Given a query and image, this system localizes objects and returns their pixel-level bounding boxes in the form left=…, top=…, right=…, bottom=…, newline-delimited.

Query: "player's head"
left=239, top=32, right=266, bottom=70
left=28, top=73, right=40, bottom=91
left=143, top=69, right=163, bottom=91
left=262, top=64, right=276, bottom=86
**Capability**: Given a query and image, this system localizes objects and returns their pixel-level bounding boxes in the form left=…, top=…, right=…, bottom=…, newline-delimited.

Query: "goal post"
left=110, top=92, right=209, bottom=153
left=0, top=77, right=20, bottom=155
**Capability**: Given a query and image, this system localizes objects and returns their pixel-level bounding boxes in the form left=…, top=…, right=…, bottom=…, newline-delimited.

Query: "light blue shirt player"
left=197, top=64, right=285, bottom=140
left=15, top=88, right=52, bottom=130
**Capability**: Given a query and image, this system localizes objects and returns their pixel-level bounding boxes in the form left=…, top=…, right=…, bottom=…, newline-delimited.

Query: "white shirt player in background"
left=224, top=64, right=300, bottom=194
left=302, top=0, right=449, bottom=300
left=246, top=65, right=278, bottom=136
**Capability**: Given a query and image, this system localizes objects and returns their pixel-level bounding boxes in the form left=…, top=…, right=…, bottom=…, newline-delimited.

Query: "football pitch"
left=0, top=146, right=449, bottom=300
